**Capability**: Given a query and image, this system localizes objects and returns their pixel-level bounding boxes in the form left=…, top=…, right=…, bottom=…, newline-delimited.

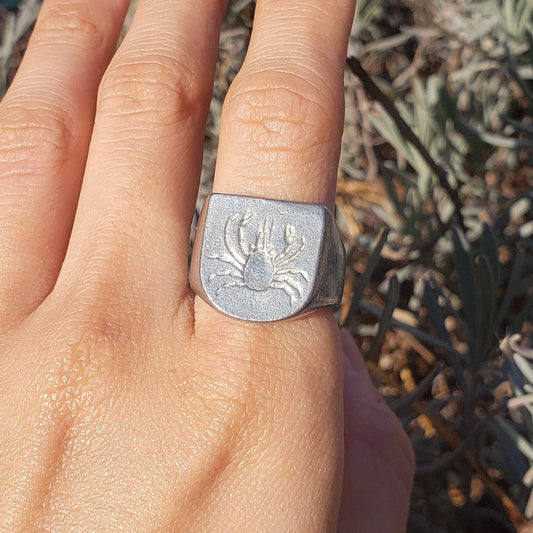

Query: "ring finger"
left=53, top=0, right=227, bottom=316
left=194, top=0, right=355, bottom=329
left=213, top=0, right=354, bottom=211
left=191, top=0, right=356, bottom=522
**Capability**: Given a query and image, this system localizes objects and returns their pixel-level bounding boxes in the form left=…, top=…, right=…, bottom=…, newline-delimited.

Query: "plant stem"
left=347, top=56, right=466, bottom=232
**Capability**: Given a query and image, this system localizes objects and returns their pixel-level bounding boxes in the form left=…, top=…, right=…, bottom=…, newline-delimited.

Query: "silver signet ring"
left=189, top=194, right=346, bottom=322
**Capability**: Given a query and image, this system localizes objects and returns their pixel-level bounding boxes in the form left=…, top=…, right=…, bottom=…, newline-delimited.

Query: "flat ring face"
left=191, top=194, right=327, bottom=322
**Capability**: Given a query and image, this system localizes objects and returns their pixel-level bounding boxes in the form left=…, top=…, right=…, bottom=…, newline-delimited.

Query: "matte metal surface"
left=190, top=194, right=345, bottom=322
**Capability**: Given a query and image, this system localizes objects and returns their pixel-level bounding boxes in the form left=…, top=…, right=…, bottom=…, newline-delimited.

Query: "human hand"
left=0, top=0, right=414, bottom=530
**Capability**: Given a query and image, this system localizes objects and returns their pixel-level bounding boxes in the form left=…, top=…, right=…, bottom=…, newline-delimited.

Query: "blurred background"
left=1, top=0, right=532, bottom=531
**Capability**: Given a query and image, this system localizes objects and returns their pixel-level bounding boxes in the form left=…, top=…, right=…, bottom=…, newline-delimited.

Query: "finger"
left=338, top=330, right=414, bottom=533
left=56, top=0, right=227, bottom=311
left=0, top=0, right=129, bottom=329
left=213, top=0, right=356, bottom=211
left=193, top=0, right=355, bottom=340
left=190, top=3, right=356, bottom=521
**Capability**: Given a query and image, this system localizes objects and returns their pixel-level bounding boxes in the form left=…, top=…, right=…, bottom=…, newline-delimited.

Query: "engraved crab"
left=207, top=211, right=309, bottom=304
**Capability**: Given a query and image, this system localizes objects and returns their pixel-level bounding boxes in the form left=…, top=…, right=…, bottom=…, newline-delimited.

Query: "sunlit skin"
left=0, top=0, right=414, bottom=530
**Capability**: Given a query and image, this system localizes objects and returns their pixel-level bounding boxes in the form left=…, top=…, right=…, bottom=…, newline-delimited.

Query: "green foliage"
left=0, top=0, right=40, bottom=98
left=0, top=0, right=21, bottom=10
left=344, top=0, right=533, bottom=530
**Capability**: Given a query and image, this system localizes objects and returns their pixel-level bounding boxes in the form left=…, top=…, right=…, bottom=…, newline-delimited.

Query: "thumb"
left=337, top=329, right=414, bottom=533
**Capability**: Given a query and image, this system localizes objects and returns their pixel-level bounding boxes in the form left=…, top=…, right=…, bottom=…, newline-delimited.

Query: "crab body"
left=208, top=212, right=309, bottom=304
left=243, top=250, right=275, bottom=290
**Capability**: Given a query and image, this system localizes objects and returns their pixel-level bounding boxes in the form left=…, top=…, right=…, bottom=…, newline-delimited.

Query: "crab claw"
left=242, top=210, right=254, bottom=225
left=285, top=225, right=295, bottom=243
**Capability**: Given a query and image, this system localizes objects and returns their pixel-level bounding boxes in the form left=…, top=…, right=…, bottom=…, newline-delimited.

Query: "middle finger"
left=56, top=0, right=227, bottom=311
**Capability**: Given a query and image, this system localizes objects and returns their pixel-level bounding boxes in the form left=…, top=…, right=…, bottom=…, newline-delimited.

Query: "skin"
left=0, top=0, right=414, bottom=531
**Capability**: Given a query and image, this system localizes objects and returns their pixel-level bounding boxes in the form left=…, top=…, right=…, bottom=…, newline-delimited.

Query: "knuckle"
left=221, top=70, right=343, bottom=181
left=98, top=53, right=206, bottom=124
left=0, top=104, right=75, bottom=174
left=38, top=291, right=142, bottom=410
left=224, top=70, right=340, bottom=152
left=174, top=341, right=256, bottom=446
left=55, top=271, right=142, bottom=348
left=36, top=2, right=105, bottom=51
left=34, top=334, right=116, bottom=424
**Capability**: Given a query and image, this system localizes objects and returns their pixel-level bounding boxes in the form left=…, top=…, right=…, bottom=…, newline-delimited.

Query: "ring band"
left=189, top=193, right=345, bottom=322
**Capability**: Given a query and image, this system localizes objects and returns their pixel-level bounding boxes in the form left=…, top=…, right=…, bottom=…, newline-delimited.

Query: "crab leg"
left=224, top=214, right=246, bottom=266
left=238, top=211, right=254, bottom=256
left=216, top=280, right=247, bottom=296
left=263, top=217, right=274, bottom=253
left=256, top=229, right=265, bottom=252
left=275, top=242, right=294, bottom=263
left=208, top=269, right=242, bottom=282
left=207, top=252, right=243, bottom=271
left=276, top=268, right=310, bottom=282
left=276, top=237, right=306, bottom=267
left=271, top=281, right=300, bottom=305
left=272, top=275, right=303, bottom=296
left=275, top=226, right=296, bottom=262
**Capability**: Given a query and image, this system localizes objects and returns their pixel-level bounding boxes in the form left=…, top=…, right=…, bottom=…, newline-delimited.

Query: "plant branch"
left=347, top=56, right=466, bottom=232
left=368, top=361, right=527, bottom=527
